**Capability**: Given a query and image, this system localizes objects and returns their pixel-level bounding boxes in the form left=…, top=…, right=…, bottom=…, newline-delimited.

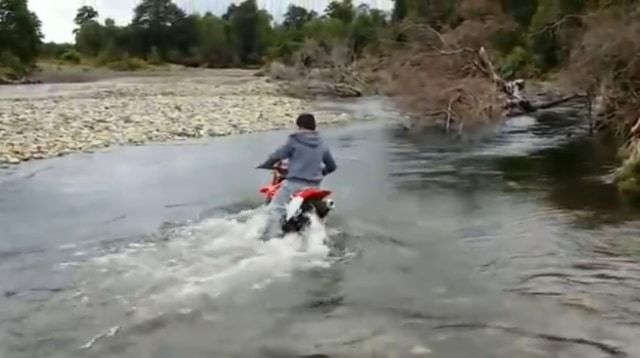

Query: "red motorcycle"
left=259, top=161, right=335, bottom=233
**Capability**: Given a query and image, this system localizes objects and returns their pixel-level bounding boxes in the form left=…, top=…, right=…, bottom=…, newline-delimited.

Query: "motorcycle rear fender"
left=295, top=188, right=332, bottom=201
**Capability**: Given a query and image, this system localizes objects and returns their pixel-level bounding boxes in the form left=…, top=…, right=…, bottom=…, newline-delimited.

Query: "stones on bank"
left=0, top=75, right=351, bottom=166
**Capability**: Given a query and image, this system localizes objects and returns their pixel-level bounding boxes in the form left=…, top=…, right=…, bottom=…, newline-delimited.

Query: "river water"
left=2, top=97, right=640, bottom=357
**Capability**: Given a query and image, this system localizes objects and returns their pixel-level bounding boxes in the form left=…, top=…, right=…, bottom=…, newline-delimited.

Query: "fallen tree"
left=376, top=18, right=588, bottom=133
left=265, top=17, right=588, bottom=133
left=559, top=7, right=640, bottom=197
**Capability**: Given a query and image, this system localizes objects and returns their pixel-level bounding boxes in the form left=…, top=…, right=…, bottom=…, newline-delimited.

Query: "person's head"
left=296, top=113, right=316, bottom=131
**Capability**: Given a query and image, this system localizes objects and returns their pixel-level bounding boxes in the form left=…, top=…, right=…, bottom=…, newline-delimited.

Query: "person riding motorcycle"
left=257, top=113, right=337, bottom=238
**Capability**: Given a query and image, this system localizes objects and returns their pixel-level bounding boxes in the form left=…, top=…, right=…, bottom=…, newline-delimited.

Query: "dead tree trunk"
left=475, top=47, right=585, bottom=117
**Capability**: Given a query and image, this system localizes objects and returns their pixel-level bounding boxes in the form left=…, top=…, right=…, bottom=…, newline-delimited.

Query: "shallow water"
left=2, top=97, right=640, bottom=357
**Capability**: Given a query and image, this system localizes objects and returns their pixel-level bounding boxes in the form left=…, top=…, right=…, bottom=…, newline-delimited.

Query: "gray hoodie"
left=258, top=131, right=337, bottom=184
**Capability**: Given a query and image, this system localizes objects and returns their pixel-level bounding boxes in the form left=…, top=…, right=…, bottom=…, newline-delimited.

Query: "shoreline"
left=1, top=62, right=254, bottom=86
left=0, top=69, right=353, bottom=167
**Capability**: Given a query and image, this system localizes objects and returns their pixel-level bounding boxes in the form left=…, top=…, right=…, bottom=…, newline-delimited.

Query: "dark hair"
left=296, top=113, right=316, bottom=131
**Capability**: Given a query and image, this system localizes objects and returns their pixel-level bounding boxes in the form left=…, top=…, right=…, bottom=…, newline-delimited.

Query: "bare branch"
left=529, top=14, right=587, bottom=36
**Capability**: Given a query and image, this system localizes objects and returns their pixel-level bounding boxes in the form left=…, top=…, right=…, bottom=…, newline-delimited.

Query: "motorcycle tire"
left=281, top=214, right=309, bottom=233
left=302, top=199, right=331, bottom=219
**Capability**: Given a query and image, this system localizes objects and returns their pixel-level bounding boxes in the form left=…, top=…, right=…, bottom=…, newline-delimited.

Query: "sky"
left=28, top=0, right=393, bottom=44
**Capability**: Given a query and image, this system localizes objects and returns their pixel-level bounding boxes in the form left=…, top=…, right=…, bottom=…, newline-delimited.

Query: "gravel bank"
left=0, top=70, right=351, bottom=166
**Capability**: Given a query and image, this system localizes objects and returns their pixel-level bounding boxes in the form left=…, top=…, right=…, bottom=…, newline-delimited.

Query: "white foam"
left=76, top=208, right=331, bottom=316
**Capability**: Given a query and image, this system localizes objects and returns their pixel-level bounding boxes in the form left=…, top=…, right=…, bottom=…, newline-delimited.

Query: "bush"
left=165, top=49, right=184, bottom=64
left=147, top=46, right=163, bottom=65
left=490, top=28, right=525, bottom=55
left=60, top=50, right=82, bottom=64
left=0, top=51, right=28, bottom=78
left=499, top=46, right=535, bottom=78
left=41, top=42, right=75, bottom=59
left=106, top=57, right=148, bottom=71
left=95, top=47, right=119, bottom=66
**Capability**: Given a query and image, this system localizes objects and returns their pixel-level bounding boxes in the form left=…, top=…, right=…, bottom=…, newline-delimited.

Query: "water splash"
left=74, top=208, right=332, bottom=318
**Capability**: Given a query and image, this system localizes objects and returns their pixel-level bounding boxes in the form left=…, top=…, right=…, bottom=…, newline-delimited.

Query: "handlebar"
left=256, top=161, right=288, bottom=172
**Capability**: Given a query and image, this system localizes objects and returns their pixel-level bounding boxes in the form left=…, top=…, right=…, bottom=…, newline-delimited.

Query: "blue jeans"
left=264, top=179, right=314, bottom=238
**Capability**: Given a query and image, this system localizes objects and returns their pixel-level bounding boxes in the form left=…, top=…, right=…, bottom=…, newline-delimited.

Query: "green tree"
left=350, top=8, right=377, bottom=55
left=392, top=0, right=408, bottom=22
left=303, top=17, right=349, bottom=40
left=326, top=0, right=355, bottom=24
left=0, top=0, right=42, bottom=65
left=170, top=14, right=200, bottom=59
left=131, top=0, right=186, bottom=57
left=348, top=4, right=386, bottom=55
left=73, top=5, right=107, bottom=57
left=74, top=5, right=98, bottom=27
left=368, top=8, right=388, bottom=27
left=40, top=42, right=74, bottom=59
left=558, top=0, right=587, bottom=15
left=269, top=25, right=303, bottom=63
left=528, top=0, right=587, bottom=71
left=228, top=0, right=272, bottom=64
left=283, top=5, right=316, bottom=30
left=102, top=17, right=121, bottom=47
left=223, top=4, right=237, bottom=21
left=196, top=13, right=234, bottom=66
left=500, top=0, right=538, bottom=28
left=418, top=0, right=459, bottom=28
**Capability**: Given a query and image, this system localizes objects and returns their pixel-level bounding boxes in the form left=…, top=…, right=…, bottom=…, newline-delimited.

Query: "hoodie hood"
left=290, top=131, right=322, bottom=148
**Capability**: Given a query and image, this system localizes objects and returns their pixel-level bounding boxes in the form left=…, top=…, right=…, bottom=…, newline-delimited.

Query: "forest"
left=0, top=0, right=627, bottom=76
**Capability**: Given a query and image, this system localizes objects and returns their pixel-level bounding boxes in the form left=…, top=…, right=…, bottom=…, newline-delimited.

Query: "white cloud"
left=29, top=0, right=80, bottom=43
left=29, top=0, right=139, bottom=43
left=29, top=0, right=392, bottom=43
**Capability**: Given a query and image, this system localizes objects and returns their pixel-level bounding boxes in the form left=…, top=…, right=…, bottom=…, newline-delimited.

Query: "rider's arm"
left=257, top=138, right=294, bottom=169
left=322, top=148, right=337, bottom=176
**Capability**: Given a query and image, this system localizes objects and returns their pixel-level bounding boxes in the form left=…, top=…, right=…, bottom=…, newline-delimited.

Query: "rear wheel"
left=302, top=199, right=331, bottom=219
left=280, top=198, right=332, bottom=233
left=281, top=214, right=310, bottom=233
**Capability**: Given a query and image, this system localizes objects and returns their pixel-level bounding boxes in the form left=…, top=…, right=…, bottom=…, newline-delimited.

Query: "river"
left=1, top=96, right=640, bottom=357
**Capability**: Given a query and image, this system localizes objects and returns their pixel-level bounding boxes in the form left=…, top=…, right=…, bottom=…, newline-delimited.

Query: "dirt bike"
left=258, top=161, right=335, bottom=233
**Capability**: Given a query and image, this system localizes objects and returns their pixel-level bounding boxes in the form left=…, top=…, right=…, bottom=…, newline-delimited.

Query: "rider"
left=258, top=113, right=337, bottom=238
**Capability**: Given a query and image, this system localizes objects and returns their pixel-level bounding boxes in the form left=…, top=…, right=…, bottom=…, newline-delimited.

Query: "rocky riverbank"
left=0, top=69, right=351, bottom=166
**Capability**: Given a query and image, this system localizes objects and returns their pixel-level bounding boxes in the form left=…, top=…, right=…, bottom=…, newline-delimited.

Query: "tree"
left=223, top=4, right=237, bottom=21
left=350, top=12, right=376, bottom=55
left=131, top=0, right=186, bottom=57
left=415, top=0, right=459, bottom=28
left=74, top=6, right=98, bottom=27
left=132, top=0, right=185, bottom=29
left=392, top=0, right=408, bottom=22
left=196, top=13, right=234, bottom=66
left=73, top=6, right=106, bottom=57
left=350, top=5, right=385, bottom=55
left=169, top=14, right=200, bottom=61
left=326, top=0, right=355, bottom=24
left=303, top=17, right=348, bottom=40
left=75, top=21, right=106, bottom=57
left=0, top=0, right=42, bottom=65
left=369, top=9, right=388, bottom=27
left=500, top=0, right=538, bottom=28
left=40, top=42, right=74, bottom=59
left=283, top=5, right=316, bottom=30
left=228, top=0, right=272, bottom=64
